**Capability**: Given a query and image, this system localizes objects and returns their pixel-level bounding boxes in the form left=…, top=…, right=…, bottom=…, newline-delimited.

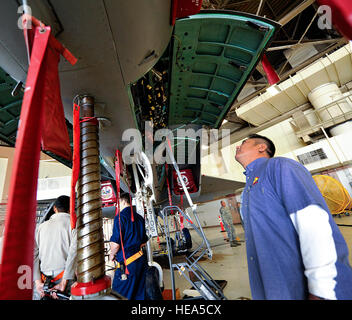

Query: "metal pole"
left=279, top=0, right=316, bottom=27
left=165, top=138, right=213, bottom=258
left=22, top=0, right=29, bottom=13
left=161, top=208, right=176, bottom=300
left=256, top=0, right=265, bottom=16
left=75, top=95, right=106, bottom=284
left=320, top=126, right=344, bottom=165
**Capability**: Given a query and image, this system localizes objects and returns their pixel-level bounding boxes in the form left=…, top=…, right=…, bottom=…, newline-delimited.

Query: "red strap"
left=22, top=14, right=74, bottom=161
left=80, top=117, right=99, bottom=125
left=114, top=150, right=122, bottom=217
left=70, top=103, right=80, bottom=229
left=165, top=163, right=176, bottom=218
left=180, top=195, right=184, bottom=229
left=70, top=112, right=99, bottom=230
left=117, top=208, right=129, bottom=275
left=114, top=150, right=129, bottom=275
left=127, top=183, right=134, bottom=223
left=41, top=270, right=64, bottom=283
left=23, top=17, right=72, bottom=161
left=52, top=270, right=65, bottom=282
left=22, top=14, right=77, bottom=66
left=165, top=164, right=173, bottom=207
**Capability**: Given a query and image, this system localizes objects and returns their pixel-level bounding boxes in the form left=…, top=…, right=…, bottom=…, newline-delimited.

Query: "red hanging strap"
left=127, top=183, right=134, bottom=223
left=70, top=107, right=99, bottom=230
left=180, top=195, right=184, bottom=230
left=70, top=103, right=80, bottom=230
left=80, top=117, right=99, bottom=125
left=117, top=208, right=129, bottom=275
left=114, top=150, right=129, bottom=275
left=165, top=164, right=173, bottom=207
left=114, top=150, right=122, bottom=217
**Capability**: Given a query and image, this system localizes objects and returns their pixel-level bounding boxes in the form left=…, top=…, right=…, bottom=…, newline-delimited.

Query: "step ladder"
left=160, top=205, right=227, bottom=300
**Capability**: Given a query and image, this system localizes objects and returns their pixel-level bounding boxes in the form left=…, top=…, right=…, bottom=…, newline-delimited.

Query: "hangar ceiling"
left=201, top=0, right=349, bottom=144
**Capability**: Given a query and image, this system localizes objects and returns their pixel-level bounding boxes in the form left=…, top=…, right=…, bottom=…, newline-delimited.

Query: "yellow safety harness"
left=114, top=250, right=143, bottom=270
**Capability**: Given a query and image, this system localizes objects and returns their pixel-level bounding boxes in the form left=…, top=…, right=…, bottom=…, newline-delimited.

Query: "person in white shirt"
left=33, top=195, right=77, bottom=299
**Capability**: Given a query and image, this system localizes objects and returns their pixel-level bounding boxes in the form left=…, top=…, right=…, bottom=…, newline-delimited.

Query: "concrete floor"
left=160, top=214, right=352, bottom=300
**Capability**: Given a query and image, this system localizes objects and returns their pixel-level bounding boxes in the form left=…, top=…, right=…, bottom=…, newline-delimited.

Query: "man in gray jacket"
left=220, top=200, right=241, bottom=247
left=33, top=195, right=77, bottom=299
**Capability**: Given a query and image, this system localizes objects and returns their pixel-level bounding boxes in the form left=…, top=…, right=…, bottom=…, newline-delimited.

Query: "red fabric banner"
left=23, top=16, right=73, bottom=160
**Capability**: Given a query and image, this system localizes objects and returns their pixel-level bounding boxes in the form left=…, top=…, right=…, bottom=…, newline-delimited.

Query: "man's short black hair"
left=53, top=195, right=70, bottom=213
left=120, top=192, right=131, bottom=204
left=248, top=134, right=276, bottom=158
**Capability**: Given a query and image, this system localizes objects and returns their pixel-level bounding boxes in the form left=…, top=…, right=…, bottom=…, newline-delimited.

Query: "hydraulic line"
left=75, top=96, right=105, bottom=283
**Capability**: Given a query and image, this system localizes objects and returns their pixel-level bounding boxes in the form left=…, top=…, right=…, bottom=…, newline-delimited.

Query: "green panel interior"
left=0, top=68, right=115, bottom=176
left=0, top=68, right=23, bottom=145
left=168, top=12, right=278, bottom=128
left=0, top=67, right=75, bottom=168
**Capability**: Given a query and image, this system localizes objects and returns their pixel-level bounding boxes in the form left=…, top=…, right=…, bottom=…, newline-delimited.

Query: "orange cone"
left=218, top=216, right=226, bottom=232
left=156, top=235, right=161, bottom=249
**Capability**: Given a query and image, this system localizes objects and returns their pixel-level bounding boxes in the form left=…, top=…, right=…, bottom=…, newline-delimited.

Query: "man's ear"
left=257, top=143, right=267, bottom=154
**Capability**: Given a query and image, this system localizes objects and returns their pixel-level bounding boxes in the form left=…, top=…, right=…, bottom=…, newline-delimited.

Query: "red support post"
left=0, top=27, right=51, bottom=299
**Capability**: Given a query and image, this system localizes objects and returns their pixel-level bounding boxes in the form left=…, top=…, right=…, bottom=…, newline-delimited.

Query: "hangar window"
left=297, top=148, right=328, bottom=165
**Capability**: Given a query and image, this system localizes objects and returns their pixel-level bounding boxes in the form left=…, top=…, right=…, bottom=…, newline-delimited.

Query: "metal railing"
left=290, top=91, right=352, bottom=138
left=160, top=205, right=226, bottom=300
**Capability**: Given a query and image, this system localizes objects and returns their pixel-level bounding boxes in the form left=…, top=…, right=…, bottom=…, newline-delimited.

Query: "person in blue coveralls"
left=109, top=192, right=149, bottom=300
left=235, top=134, right=352, bottom=300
